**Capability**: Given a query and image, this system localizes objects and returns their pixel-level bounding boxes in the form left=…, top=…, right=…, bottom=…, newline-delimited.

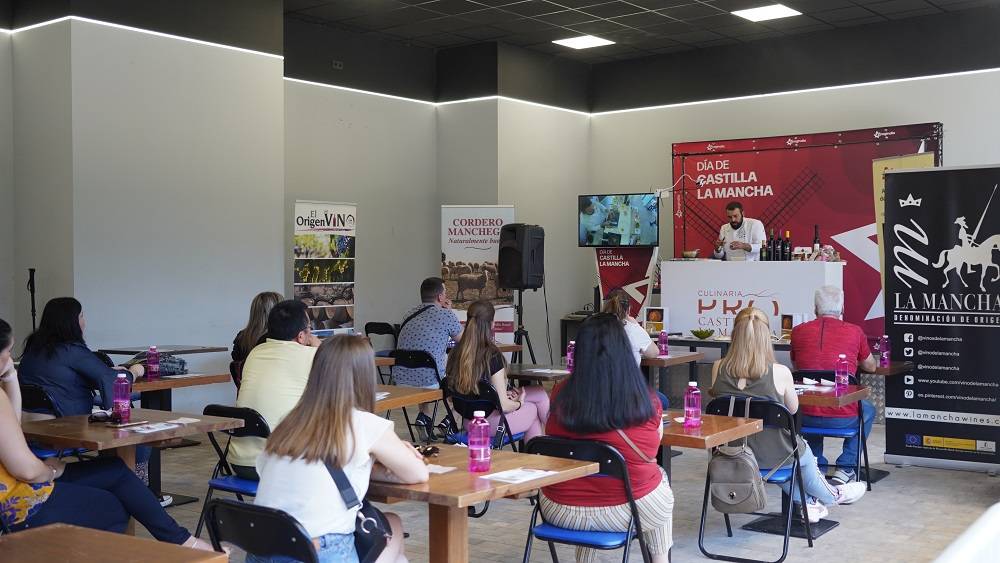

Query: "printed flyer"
left=293, top=201, right=357, bottom=334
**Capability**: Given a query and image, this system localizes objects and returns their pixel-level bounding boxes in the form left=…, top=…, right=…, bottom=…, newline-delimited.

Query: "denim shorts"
left=245, top=532, right=357, bottom=563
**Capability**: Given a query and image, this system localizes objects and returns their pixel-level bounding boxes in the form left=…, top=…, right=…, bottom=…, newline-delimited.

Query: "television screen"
left=578, top=193, right=659, bottom=247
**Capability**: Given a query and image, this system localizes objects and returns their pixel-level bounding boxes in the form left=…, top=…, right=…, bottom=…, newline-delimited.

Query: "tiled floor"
left=146, top=416, right=1000, bottom=563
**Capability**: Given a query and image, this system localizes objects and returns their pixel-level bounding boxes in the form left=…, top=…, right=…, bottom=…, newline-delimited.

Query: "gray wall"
left=285, top=79, right=438, bottom=330
left=11, top=21, right=74, bottom=338
left=0, top=33, right=12, bottom=322
left=437, top=99, right=499, bottom=206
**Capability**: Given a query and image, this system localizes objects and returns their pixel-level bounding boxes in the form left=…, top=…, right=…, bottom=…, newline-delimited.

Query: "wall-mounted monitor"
left=578, top=193, right=659, bottom=247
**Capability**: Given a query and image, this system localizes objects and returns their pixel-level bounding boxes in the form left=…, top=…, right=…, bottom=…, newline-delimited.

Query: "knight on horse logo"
left=933, top=184, right=1000, bottom=292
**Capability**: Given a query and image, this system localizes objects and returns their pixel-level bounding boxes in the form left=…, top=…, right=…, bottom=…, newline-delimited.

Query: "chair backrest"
left=391, top=349, right=439, bottom=377
left=525, top=435, right=633, bottom=485
left=229, top=361, right=244, bottom=390
left=203, top=404, right=270, bottom=439
left=793, top=369, right=860, bottom=385
left=205, top=499, right=318, bottom=563
left=705, top=396, right=798, bottom=450
left=444, top=378, right=500, bottom=420
left=365, top=321, right=397, bottom=340
left=19, top=383, right=62, bottom=417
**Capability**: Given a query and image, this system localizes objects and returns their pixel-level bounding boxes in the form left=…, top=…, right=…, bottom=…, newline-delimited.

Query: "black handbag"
left=324, top=463, right=391, bottom=563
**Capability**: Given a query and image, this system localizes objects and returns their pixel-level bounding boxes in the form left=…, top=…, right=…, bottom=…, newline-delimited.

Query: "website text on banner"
left=884, top=167, right=1000, bottom=472
left=672, top=123, right=942, bottom=337
left=293, top=201, right=357, bottom=335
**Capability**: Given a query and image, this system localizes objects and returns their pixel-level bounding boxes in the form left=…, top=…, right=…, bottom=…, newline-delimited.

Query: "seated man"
left=394, top=277, right=462, bottom=436
left=227, top=300, right=320, bottom=480
left=791, top=286, right=877, bottom=485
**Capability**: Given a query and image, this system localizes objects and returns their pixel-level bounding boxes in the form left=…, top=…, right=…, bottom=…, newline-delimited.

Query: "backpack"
left=707, top=396, right=793, bottom=514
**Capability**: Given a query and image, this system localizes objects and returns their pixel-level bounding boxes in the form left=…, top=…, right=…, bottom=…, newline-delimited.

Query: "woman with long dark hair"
left=540, top=313, right=673, bottom=563
left=253, top=335, right=428, bottom=563
left=233, top=291, right=283, bottom=364
left=0, top=317, right=212, bottom=550
left=445, top=300, right=549, bottom=441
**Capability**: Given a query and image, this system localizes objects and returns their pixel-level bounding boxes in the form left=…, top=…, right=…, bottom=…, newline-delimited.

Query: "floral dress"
left=0, top=460, right=52, bottom=527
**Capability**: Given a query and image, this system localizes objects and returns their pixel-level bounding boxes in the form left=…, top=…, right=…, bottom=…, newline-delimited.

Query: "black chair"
left=195, top=405, right=270, bottom=537
left=521, top=436, right=653, bottom=563
left=442, top=378, right=525, bottom=451
left=793, top=370, right=871, bottom=491
left=699, top=396, right=813, bottom=563
left=366, top=322, right=398, bottom=385
left=228, top=361, right=244, bottom=390
left=204, top=498, right=318, bottom=563
left=390, top=349, right=447, bottom=443
left=19, top=383, right=89, bottom=461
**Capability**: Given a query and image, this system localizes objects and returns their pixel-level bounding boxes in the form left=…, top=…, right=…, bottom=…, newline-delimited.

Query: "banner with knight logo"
left=292, top=201, right=357, bottom=335
left=441, top=206, right=515, bottom=345
left=884, top=167, right=1000, bottom=471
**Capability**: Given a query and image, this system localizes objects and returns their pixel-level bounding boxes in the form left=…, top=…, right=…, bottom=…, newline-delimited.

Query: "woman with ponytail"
left=602, top=288, right=669, bottom=409
left=445, top=300, right=549, bottom=440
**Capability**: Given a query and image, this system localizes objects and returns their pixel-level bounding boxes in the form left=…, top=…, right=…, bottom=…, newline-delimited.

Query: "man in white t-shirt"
left=713, top=201, right=766, bottom=261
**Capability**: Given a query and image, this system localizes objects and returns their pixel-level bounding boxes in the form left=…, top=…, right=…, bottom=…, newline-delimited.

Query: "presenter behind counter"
left=712, top=201, right=765, bottom=261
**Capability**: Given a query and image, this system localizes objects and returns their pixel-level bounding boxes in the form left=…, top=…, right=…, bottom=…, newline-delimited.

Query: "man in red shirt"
left=791, top=286, right=877, bottom=485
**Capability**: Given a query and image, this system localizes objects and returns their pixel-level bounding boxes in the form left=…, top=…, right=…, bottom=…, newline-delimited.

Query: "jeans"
left=14, top=457, right=191, bottom=544
left=802, top=400, right=875, bottom=471
left=781, top=445, right=839, bottom=506
left=246, top=532, right=358, bottom=563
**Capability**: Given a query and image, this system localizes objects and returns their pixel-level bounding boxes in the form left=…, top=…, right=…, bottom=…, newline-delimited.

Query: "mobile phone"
left=106, top=420, right=149, bottom=428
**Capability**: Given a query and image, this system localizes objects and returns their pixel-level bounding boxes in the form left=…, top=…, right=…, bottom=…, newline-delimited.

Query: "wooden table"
left=863, top=360, right=914, bottom=377
left=642, top=350, right=705, bottom=395
left=795, top=384, right=869, bottom=407
left=368, top=444, right=598, bottom=562
left=506, top=364, right=570, bottom=384
left=0, top=523, right=226, bottom=562
left=375, top=356, right=395, bottom=367
left=98, top=345, right=229, bottom=356
left=375, top=384, right=442, bottom=411
left=669, top=336, right=791, bottom=357
left=659, top=410, right=763, bottom=477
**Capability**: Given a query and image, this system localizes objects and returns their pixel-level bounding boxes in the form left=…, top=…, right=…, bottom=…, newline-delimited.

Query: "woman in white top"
left=602, top=289, right=669, bottom=409
left=252, top=335, right=429, bottom=563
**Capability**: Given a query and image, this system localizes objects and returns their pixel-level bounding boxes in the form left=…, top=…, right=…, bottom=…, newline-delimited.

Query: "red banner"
left=672, top=123, right=942, bottom=336
left=596, top=247, right=658, bottom=317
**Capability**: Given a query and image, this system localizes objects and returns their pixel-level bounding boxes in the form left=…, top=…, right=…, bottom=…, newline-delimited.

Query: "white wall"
left=590, top=69, right=1000, bottom=256
left=12, top=22, right=75, bottom=338
left=498, top=99, right=592, bottom=359
left=285, top=80, right=438, bottom=330
left=0, top=33, right=13, bottom=323
left=437, top=99, right=499, bottom=206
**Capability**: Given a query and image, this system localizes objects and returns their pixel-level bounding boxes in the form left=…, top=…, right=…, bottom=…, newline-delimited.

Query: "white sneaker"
left=804, top=499, right=829, bottom=523
left=835, top=482, right=866, bottom=505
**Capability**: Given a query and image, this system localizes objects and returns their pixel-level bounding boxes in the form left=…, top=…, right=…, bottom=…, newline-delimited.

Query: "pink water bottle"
left=113, top=373, right=131, bottom=423
left=468, top=410, right=491, bottom=472
left=147, top=345, right=160, bottom=378
left=565, top=340, right=576, bottom=373
left=879, top=335, right=891, bottom=368
left=658, top=330, right=669, bottom=356
left=835, top=353, right=850, bottom=392
left=683, top=382, right=702, bottom=428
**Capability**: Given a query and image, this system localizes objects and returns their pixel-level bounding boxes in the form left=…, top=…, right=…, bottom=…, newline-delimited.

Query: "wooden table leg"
left=115, top=445, right=137, bottom=535
left=428, top=504, right=468, bottom=563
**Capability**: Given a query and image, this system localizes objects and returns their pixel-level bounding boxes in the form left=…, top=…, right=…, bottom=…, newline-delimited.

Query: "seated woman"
left=445, top=299, right=549, bottom=442
left=252, top=335, right=428, bottom=563
left=602, top=288, right=669, bottom=409
left=710, top=307, right=867, bottom=523
left=232, top=291, right=283, bottom=365
left=0, top=318, right=211, bottom=550
left=540, top=313, right=673, bottom=563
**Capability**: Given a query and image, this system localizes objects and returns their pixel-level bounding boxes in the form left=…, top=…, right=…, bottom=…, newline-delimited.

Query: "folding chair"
left=366, top=322, right=397, bottom=385
left=390, top=349, right=447, bottom=443
left=19, top=383, right=88, bottom=460
left=205, top=498, right=318, bottom=563
left=194, top=405, right=270, bottom=537
left=699, top=396, right=814, bottom=563
left=521, top=436, right=653, bottom=563
left=794, top=370, right=871, bottom=490
left=229, top=361, right=244, bottom=390
left=442, top=378, right=524, bottom=451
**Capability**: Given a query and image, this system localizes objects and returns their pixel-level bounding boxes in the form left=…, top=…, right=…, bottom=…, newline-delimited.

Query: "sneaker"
left=414, top=412, right=435, bottom=442
left=803, top=499, right=829, bottom=523
left=158, top=495, right=173, bottom=508
left=835, top=482, right=867, bottom=505
left=830, top=469, right=856, bottom=485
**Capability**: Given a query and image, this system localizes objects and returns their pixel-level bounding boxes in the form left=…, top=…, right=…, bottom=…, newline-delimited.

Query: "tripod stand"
left=511, top=289, right=537, bottom=365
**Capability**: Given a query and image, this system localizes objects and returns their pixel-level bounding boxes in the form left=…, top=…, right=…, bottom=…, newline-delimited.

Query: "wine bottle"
left=783, top=230, right=792, bottom=261
left=813, top=225, right=821, bottom=253
left=761, top=230, right=769, bottom=261
left=769, top=229, right=778, bottom=262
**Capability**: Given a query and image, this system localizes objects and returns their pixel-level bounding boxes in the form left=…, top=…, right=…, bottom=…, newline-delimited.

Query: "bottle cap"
left=473, top=410, right=486, bottom=418
left=838, top=353, right=847, bottom=358
left=688, top=381, right=698, bottom=387
left=882, top=334, right=888, bottom=338
left=116, top=372, right=127, bottom=378
left=150, top=345, right=157, bottom=350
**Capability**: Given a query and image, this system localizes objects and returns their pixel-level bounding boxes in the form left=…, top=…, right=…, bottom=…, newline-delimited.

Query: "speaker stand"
left=512, top=289, right=537, bottom=365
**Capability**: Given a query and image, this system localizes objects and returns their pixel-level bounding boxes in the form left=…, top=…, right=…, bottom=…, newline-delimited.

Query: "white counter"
left=660, top=260, right=845, bottom=336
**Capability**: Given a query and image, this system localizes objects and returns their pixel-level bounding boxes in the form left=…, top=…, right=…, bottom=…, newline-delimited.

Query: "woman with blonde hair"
left=252, top=335, right=429, bottom=563
left=445, top=300, right=549, bottom=441
left=710, top=307, right=866, bottom=524
left=233, top=291, right=283, bottom=364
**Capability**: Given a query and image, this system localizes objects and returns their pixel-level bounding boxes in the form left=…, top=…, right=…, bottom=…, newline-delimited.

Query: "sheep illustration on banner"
left=596, top=247, right=659, bottom=317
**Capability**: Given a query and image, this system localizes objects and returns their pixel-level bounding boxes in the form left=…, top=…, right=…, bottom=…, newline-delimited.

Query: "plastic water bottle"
left=683, top=382, right=702, bottom=428
left=879, top=335, right=891, bottom=368
left=565, top=341, right=575, bottom=373
left=658, top=330, right=669, bottom=356
left=113, top=373, right=131, bottom=423
left=835, top=353, right=850, bottom=392
left=468, top=410, right=491, bottom=472
left=147, top=345, right=160, bottom=378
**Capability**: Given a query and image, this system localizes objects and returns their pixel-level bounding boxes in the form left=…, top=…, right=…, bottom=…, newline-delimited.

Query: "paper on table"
left=426, top=464, right=456, bottom=474
left=166, top=417, right=200, bottom=424
left=801, top=378, right=835, bottom=386
left=793, top=384, right=834, bottom=392
left=375, top=392, right=390, bottom=400
left=526, top=369, right=570, bottom=374
left=482, top=468, right=557, bottom=484
left=130, top=422, right=180, bottom=434
left=159, top=373, right=207, bottom=379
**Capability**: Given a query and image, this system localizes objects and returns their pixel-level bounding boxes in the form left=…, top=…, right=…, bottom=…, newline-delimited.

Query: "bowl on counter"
left=681, top=249, right=700, bottom=259
left=690, top=329, right=715, bottom=340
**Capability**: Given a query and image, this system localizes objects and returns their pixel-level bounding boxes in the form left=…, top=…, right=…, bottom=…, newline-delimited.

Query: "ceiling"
left=284, top=0, right=996, bottom=63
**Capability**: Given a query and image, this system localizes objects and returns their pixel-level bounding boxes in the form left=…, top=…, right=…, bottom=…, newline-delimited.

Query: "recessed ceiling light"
left=552, top=35, right=615, bottom=49
left=732, top=4, right=801, bottom=22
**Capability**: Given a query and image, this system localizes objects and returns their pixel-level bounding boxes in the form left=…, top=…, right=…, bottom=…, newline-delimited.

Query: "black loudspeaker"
left=498, top=224, right=545, bottom=289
